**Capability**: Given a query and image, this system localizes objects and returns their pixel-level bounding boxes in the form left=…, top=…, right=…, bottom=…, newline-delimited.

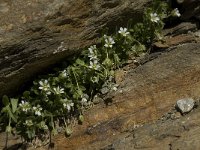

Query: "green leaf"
left=2, top=95, right=9, bottom=106
left=10, top=98, right=18, bottom=113
left=65, top=127, right=73, bottom=137
left=23, top=91, right=30, bottom=98
left=6, top=126, right=12, bottom=133
left=78, top=115, right=84, bottom=123
left=52, top=128, right=58, bottom=136
left=7, top=106, right=17, bottom=123
left=26, top=129, right=35, bottom=139
left=1, top=107, right=8, bottom=113
left=76, top=58, right=86, bottom=66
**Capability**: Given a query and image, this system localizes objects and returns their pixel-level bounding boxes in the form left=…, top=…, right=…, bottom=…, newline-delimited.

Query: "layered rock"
left=49, top=39, right=200, bottom=149
left=0, top=0, right=151, bottom=98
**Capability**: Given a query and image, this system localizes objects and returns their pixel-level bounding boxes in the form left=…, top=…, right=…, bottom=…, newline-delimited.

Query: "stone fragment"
left=176, top=98, right=195, bottom=113
left=163, top=22, right=197, bottom=36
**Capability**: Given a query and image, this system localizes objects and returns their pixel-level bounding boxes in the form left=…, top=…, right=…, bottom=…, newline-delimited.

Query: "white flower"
left=103, top=34, right=108, bottom=39
left=89, top=59, right=100, bottom=70
left=39, top=80, right=50, bottom=91
left=81, top=97, right=87, bottom=103
left=60, top=70, right=68, bottom=78
left=25, top=120, right=33, bottom=127
left=172, top=8, right=181, bottom=17
left=88, top=45, right=97, bottom=53
left=88, top=45, right=98, bottom=60
left=118, top=27, right=130, bottom=37
left=104, top=37, right=115, bottom=48
left=33, top=105, right=43, bottom=116
left=19, top=100, right=31, bottom=112
left=113, top=86, right=118, bottom=91
left=63, top=99, right=74, bottom=111
left=150, top=13, right=160, bottom=23
left=53, top=86, right=64, bottom=95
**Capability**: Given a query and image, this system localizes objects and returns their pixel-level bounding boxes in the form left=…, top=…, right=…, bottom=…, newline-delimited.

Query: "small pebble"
left=176, top=98, right=195, bottom=113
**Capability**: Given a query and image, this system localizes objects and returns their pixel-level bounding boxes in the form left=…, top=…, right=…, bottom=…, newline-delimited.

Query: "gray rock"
left=176, top=98, right=195, bottom=113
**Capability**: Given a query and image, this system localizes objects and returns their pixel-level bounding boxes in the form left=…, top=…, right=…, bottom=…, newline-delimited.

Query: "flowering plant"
left=0, top=0, right=180, bottom=148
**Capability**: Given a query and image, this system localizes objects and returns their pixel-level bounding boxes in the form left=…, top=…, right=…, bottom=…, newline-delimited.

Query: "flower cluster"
left=0, top=2, right=181, bottom=144
left=88, top=45, right=98, bottom=60
left=88, top=45, right=101, bottom=70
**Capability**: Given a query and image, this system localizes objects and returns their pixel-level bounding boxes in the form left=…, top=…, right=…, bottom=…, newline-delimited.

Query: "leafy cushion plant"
left=0, top=0, right=180, bottom=148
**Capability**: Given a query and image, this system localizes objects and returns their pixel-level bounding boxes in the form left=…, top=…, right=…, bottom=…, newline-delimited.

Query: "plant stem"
left=72, top=68, right=80, bottom=90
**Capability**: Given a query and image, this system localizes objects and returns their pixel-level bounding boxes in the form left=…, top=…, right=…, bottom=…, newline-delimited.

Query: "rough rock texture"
left=1, top=26, right=200, bottom=149
left=0, top=0, right=151, bottom=98
left=102, top=102, right=200, bottom=150
left=51, top=42, right=200, bottom=149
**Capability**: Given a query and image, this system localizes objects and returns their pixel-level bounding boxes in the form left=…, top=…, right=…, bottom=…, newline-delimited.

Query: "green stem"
left=72, top=68, right=80, bottom=90
left=106, top=48, right=109, bottom=59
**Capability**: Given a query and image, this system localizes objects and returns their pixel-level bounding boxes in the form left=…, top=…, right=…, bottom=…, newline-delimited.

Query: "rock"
left=153, top=34, right=197, bottom=49
left=176, top=98, right=195, bottom=113
left=163, top=22, right=198, bottom=36
left=2, top=40, right=200, bottom=150
left=0, top=0, right=151, bottom=98
left=49, top=43, right=200, bottom=150
left=180, top=0, right=200, bottom=21
left=104, top=106, right=200, bottom=150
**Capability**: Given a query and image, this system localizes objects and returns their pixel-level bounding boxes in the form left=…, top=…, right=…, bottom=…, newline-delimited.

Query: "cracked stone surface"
left=1, top=36, right=200, bottom=150
left=0, top=0, right=151, bottom=98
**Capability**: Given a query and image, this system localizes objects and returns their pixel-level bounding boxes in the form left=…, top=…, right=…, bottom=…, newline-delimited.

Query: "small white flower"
left=81, top=97, right=87, bottom=104
left=25, top=120, right=33, bottom=127
left=53, top=86, right=64, bottom=95
left=118, top=27, right=130, bottom=37
left=63, top=99, right=74, bottom=111
left=103, top=34, right=108, bottom=39
left=104, top=37, right=115, bottom=48
left=172, top=8, right=181, bottom=17
left=150, top=13, right=160, bottom=23
left=19, top=100, right=31, bottom=112
left=113, top=86, right=118, bottom=91
left=88, top=45, right=98, bottom=60
left=89, top=59, right=100, bottom=70
left=39, top=80, right=50, bottom=92
left=60, top=70, right=68, bottom=78
left=33, top=105, right=43, bottom=116
left=88, top=45, right=97, bottom=53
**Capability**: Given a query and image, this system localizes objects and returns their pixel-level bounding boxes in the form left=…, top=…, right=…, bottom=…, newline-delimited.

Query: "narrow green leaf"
left=76, top=59, right=86, bottom=66
left=78, top=115, right=84, bottom=123
left=10, top=98, right=18, bottom=113
left=7, top=106, right=17, bottom=123
left=2, top=95, right=9, bottom=106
